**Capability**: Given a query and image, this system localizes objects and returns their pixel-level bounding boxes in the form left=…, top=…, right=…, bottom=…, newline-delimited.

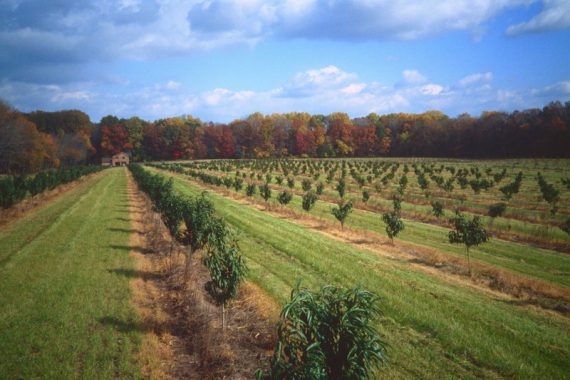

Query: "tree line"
left=1, top=99, right=569, bottom=174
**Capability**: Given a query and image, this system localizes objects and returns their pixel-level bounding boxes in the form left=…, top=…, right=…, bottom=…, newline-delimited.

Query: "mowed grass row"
left=152, top=166, right=570, bottom=289
left=0, top=168, right=141, bottom=379
left=153, top=168, right=570, bottom=379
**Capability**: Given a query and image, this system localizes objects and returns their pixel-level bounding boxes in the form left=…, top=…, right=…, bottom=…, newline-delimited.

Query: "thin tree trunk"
left=222, top=303, right=226, bottom=333
left=467, top=248, right=472, bottom=277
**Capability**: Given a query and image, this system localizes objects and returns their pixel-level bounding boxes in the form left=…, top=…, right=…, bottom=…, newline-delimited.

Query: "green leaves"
left=260, top=182, right=272, bottom=202
left=204, top=237, right=247, bottom=307
left=331, top=201, right=353, bottom=229
left=302, top=191, right=318, bottom=212
left=0, top=165, right=105, bottom=209
left=259, top=284, right=385, bottom=379
left=382, top=211, right=404, bottom=242
left=278, top=190, right=293, bottom=205
left=448, top=211, right=489, bottom=250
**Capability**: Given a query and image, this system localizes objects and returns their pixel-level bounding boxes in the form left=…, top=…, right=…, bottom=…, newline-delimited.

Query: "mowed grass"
left=152, top=166, right=570, bottom=290
left=0, top=168, right=141, bottom=379
left=154, top=168, right=570, bottom=379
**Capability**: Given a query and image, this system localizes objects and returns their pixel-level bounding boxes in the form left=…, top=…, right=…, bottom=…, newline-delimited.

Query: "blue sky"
left=1, top=0, right=569, bottom=123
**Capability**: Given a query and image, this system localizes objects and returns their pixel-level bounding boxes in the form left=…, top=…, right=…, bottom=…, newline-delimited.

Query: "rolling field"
left=146, top=164, right=570, bottom=379
left=0, top=168, right=141, bottom=378
left=1, top=160, right=569, bottom=379
left=163, top=158, right=570, bottom=248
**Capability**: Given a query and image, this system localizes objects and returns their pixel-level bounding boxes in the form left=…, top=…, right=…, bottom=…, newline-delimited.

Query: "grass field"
left=147, top=165, right=570, bottom=379
left=0, top=168, right=141, bottom=379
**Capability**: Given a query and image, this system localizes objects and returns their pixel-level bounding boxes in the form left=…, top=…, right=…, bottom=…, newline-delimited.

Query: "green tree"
left=260, top=182, right=272, bottom=202
left=336, top=179, right=346, bottom=199
left=302, top=191, right=318, bottom=212
left=278, top=190, right=293, bottom=205
left=382, top=211, right=404, bottom=244
left=448, top=211, right=489, bottom=276
left=204, top=232, right=247, bottom=331
left=331, top=201, right=353, bottom=230
left=257, top=284, right=385, bottom=379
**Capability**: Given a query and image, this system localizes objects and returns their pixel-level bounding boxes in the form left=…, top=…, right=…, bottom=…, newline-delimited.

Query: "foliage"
left=331, top=201, right=353, bottom=229
left=382, top=211, right=405, bottom=243
left=204, top=233, right=247, bottom=307
left=302, top=191, right=318, bottom=212
left=488, top=203, right=507, bottom=218
left=278, top=190, right=293, bottom=205
left=431, top=201, right=444, bottom=218
left=316, top=182, right=325, bottom=195
left=258, top=284, right=385, bottom=379
left=336, top=179, right=346, bottom=199
left=260, top=182, right=272, bottom=202
left=246, top=183, right=257, bottom=196
left=0, top=165, right=105, bottom=209
left=362, top=190, right=370, bottom=203
left=448, top=211, right=490, bottom=275
left=302, top=178, right=312, bottom=192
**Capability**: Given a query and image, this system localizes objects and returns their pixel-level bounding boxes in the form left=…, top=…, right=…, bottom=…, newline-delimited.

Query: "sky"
left=1, top=0, right=569, bottom=123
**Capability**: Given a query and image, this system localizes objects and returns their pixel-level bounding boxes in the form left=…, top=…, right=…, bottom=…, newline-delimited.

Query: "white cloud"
left=458, top=72, right=493, bottom=86
left=507, top=0, right=570, bottom=35
left=421, top=84, right=444, bottom=95
left=403, top=70, right=428, bottom=85
left=2, top=68, right=569, bottom=122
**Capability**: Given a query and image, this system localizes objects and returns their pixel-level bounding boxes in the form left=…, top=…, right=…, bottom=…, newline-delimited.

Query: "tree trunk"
left=467, top=248, right=472, bottom=278
left=222, top=303, right=226, bottom=333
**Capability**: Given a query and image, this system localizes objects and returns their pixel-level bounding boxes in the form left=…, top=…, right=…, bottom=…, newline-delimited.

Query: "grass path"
left=0, top=168, right=141, bottom=379
left=153, top=167, right=570, bottom=379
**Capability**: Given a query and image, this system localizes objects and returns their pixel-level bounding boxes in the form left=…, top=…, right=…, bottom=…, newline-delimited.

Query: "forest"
left=1, top=99, right=569, bottom=174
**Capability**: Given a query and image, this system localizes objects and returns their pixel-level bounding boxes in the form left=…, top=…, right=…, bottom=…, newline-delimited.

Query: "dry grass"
left=127, top=171, right=276, bottom=379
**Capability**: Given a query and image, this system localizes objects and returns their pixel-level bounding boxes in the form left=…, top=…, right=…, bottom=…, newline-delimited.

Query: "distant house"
left=101, top=152, right=130, bottom=167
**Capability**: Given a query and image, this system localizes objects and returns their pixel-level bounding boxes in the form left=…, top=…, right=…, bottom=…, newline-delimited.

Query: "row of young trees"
left=0, top=165, right=105, bottom=209
left=132, top=164, right=387, bottom=377
left=128, top=164, right=247, bottom=328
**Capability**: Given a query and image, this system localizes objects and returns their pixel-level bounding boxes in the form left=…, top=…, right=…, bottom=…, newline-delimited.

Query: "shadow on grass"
left=108, top=227, right=145, bottom=235
left=98, top=316, right=167, bottom=334
left=108, top=268, right=161, bottom=281
left=108, top=244, right=154, bottom=254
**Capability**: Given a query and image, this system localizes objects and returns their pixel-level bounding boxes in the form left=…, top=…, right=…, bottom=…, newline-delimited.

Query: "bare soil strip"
left=0, top=171, right=105, bottom=230
left=126, top=171, right=277, bottom=379
left=162, top=170, right=570, bottom=315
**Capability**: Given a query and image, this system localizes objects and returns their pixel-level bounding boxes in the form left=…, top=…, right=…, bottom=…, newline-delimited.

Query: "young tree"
left=278, top=190, right=293, bottom=205
left=382, top=211, right=404, bottom=244
left=246, top=183, right=257, bottom=197
left=448, top=211, right=489, bottom=276
left=260, top=182, right=272, bottom=202
left=257, top=284, right=385, bottom=379
left=362, top=190, right=370, bottom=203
left=431, top=201, right=444, bottom=218
left=302, top=191, right=318, bottom=212
left=336, top=179, right=346, bottom=199
left=287, top=177, right=295, bottom=189
left=316, top=182, right=325, bottom=195
left=331, top=201, right=353, bottom=230
left=488, top=202, right=507, bottom=219
left=561, top=219, right=570, bottom=235
left=302, top=178, right=312, bottom=192
left=204, top=231, right=247, bottom=331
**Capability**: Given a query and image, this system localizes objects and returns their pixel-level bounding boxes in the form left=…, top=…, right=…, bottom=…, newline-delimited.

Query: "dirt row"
left=125, top=171, right=278, bottom=379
